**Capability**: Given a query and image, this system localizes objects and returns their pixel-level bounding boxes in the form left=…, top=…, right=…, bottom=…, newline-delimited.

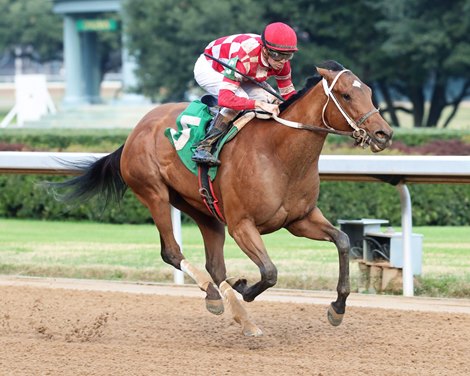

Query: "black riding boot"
left=191, top=113, right=231, bottom=166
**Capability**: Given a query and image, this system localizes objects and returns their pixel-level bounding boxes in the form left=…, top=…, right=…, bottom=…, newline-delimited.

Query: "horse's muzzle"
left=369, top=128, right=393, bottom=153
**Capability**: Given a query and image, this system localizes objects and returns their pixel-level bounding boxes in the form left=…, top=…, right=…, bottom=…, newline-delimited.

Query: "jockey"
left=191, top=22, right=298, bottom=166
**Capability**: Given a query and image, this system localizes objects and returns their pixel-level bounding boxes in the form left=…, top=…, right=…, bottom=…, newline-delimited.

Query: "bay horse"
left=55, top=61, right=393, bottom=336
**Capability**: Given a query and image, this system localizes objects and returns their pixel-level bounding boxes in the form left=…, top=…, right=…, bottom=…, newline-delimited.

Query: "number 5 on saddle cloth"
left=164, top=99, right=255, bottom=180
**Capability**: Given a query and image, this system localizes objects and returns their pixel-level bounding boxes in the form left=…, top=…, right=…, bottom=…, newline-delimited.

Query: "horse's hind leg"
left=287, top=207, right=350, bottom=326
left=133, top=189, right=221, bottom=312
left=195, top=216, right=226, bottom=315
left=159, top=232, right=222, bottom=315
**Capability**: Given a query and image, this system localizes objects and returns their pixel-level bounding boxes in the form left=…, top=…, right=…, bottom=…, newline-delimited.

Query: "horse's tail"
left=49, top=145, right=127, bottom=207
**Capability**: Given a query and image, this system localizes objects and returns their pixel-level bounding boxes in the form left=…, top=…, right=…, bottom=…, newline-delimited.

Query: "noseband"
left=321, top=69, right=379, bottom=147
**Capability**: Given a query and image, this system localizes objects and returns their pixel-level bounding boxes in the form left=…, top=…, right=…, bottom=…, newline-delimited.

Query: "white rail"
left=1, top=152, right=469, bottom=295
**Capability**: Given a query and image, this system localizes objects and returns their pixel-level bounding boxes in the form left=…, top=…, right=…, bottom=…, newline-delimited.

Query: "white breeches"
left=193, top=54, right=277, bottom=117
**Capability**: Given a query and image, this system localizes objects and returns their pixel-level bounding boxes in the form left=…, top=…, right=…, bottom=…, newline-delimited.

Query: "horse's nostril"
left=375, top=130, right=393, bottom=143
left=375, top=131, right=387, bottom=142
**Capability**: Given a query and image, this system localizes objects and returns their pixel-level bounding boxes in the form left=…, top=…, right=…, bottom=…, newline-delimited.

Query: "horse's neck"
left=272, top=85, right=328, bottom=168
left=282, top=83, right=326, bottom=128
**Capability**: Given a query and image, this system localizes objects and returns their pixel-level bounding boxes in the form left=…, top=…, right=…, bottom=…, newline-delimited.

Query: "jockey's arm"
left=217, top=78, right=256, bottom=111
left=275, top=62, right=296, bottom=100
left=218, top=82, right=280, bottom=115
left=254, top=100, right=280, bottom=115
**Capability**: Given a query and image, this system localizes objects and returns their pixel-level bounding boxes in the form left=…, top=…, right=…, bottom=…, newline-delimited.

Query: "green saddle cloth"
left=164, top=100, right=238, bottom=180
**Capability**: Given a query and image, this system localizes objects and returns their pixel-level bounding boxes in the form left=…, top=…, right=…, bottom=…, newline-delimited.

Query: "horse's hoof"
left=231, top=278, right=248, bottom=295
left=242, top=323, right=263, bottom=337
left=205, top=298, right=224, bottom=315
left=225, top=277, right=238, bottom=287
left=242, top=291, right=256, bottom=302
left=327, top=304, right=344, bottom=326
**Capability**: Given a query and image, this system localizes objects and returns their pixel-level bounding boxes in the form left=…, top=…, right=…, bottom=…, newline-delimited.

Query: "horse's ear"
left=316, top=67, right=335, bottom=81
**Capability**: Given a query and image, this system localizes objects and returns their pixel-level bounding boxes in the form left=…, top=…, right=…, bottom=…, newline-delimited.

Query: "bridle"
left=272, top=69, right=380, bottom=147
left=321, top=69, right=379, bottom=147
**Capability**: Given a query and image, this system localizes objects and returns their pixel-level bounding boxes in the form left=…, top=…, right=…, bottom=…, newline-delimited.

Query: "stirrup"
left=191, top=149, right=221, bottom=166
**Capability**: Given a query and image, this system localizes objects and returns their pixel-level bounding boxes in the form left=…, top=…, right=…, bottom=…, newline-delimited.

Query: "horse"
left=54, top=60, right=393, bottom=336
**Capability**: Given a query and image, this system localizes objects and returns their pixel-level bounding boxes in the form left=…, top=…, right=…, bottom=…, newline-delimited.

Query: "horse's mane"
left=279, top=60, right=345, bottom=112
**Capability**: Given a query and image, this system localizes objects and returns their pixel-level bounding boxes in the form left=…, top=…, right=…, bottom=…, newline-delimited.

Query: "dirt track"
left=1, top=277, right=470, bottom=376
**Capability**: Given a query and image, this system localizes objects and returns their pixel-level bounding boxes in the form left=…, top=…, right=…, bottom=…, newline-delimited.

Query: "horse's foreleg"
left=219, top=281, right=263, bottom=337
left=193, top=222, right=264, bottom=336
left=192, top=213, right=261, bottom=335
left=229, top=219, right=278, bottom=302
left=287, top=207, right=350, bottom=326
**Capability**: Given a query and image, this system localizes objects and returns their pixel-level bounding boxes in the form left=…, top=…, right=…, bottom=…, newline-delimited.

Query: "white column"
left=171, top=206, right=184, bottom=284
left=63, top=15, right=85, bottom=105
left=121, top=44, right=138, bottom=92
left=82, top=32, right=102, bottom=103
left=118, top=17, right=150, bottom=104
left=14, top=46, right=22, bottom=75
left=397, top=183, right=414, bottom=296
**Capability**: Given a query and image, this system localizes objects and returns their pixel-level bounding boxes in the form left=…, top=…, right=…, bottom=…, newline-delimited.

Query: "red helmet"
left=262, top=22, right=298, bottom=52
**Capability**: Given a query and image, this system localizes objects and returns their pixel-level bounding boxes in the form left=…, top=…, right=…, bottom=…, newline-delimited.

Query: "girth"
left=197, top=165, right=226, bottom=223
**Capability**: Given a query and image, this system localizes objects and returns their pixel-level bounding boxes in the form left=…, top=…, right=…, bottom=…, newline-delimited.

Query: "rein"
left=274, top=69, right=380, bottom=147
left=271, top=114, right=353, bottom=136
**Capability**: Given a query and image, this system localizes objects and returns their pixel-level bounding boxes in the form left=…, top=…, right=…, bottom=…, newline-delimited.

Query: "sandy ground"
left=1, top=277, right=470, bottom=376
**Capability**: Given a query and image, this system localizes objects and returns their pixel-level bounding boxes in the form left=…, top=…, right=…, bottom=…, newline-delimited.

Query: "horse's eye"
left=342, top=94, right=351, bottom=101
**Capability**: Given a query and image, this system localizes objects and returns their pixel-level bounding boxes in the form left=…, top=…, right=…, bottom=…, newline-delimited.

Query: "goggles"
left=267, top=48, right=294, bottom=62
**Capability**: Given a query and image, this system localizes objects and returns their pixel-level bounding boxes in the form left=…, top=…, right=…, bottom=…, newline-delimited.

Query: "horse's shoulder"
left=151, top=102, right=188, bottom=115
left=134, top=102, right=187, bottom=128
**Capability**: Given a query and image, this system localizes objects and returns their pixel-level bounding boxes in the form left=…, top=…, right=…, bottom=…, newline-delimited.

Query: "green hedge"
left=0, top=129, right=129, bottom=151
left=0, top=175, right=468, bottom=226
left=5, top=128, right=469, bottom=152
left=0, top=175, right=153, bottom=224
left=1, top=128, right=469, bottom=226
left=319, top=181, right=470, bottom=226
left=327, top=128, right=470, bottom=146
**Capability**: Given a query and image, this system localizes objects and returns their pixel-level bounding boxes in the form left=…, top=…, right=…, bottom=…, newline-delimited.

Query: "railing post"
left=396, top=183, right=414, bottom=296
left=171, top=206, right=184, bottom=285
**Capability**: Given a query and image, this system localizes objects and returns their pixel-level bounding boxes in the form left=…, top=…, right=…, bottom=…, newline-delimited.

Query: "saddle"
left=164, top=97, right=255, bottom=222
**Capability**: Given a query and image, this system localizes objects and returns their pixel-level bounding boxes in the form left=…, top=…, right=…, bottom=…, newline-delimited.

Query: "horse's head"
left=316, top=67, right=393, bottom=152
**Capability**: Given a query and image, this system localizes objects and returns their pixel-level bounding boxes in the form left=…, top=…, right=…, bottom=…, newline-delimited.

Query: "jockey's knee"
left=220, top=107, right=238, bottom=119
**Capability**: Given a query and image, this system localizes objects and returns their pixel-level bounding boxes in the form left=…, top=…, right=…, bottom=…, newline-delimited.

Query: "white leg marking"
left=180, top=259, right=212, bottom=291
left=219, top=281, right=263, bottom=337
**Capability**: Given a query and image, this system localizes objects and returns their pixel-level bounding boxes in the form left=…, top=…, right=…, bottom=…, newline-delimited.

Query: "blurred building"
left=53, top=0, right=141, bottom=105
